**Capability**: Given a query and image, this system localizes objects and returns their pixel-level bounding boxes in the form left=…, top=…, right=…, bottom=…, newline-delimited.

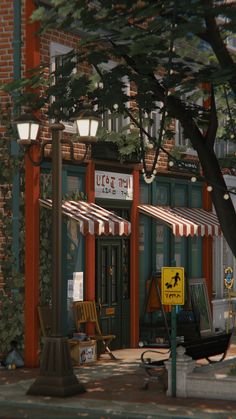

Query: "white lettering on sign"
left=95, top=170, right=133, bottom=200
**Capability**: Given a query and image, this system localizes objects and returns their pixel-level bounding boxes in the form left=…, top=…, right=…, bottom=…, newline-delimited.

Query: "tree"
left=10, top=0, right=236, bottom=257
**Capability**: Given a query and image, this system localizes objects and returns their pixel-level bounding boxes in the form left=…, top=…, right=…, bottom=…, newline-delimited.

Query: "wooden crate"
left=70, top=340, right=97, bottom=365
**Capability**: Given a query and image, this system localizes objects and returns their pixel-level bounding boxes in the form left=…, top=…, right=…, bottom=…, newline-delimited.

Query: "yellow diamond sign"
left=161, top=267, right=185, bottom=305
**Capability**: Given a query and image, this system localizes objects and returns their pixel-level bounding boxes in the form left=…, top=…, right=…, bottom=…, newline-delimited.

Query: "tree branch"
left=205, top=84, right=218, bottom=149
left=202, top=0, right=236, bottom=95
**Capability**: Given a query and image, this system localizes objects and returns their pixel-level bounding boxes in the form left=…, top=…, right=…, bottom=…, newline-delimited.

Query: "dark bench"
left=141, top=331, right=232, bottom=362
left=140, top=331, right=232, bottom=389
left=183, top=331, right=232, bottom=362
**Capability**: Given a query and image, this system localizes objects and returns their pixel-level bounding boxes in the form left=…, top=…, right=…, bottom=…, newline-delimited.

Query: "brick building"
left=0, top=0, right=223, bottom=367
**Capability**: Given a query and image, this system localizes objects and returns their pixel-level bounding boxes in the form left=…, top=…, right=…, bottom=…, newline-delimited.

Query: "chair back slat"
left=37, top=305, right=52, bottom=337
left=72, top=300, right=116, bottom=360
left=73, top=301, right=102, bottom=335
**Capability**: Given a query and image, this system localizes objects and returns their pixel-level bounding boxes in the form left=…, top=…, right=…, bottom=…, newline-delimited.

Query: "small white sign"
left=72, top=272, right=84, bottom=301
left=67, top=280, right=74, bottom=299
left=95, top=170, right=133, bottom=200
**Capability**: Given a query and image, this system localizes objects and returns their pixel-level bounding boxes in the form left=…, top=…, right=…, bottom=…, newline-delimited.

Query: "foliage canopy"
left=5, top=0, right=236, bottom=257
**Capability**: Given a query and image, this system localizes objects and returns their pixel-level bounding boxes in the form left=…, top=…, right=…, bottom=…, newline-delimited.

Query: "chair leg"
left=97, top=340, right=117, bottom=360
left=105, top=346, right=117, bottom=360
left=103, top=341, right=117, bottom=360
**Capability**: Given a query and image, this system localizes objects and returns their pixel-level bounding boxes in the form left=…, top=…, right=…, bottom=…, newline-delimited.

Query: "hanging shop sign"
left=224, top=266, right=234, bottom=289
left=95, top=170, right=133, bottom=200
left=161, top=267, right=185, bottom=305
left=168, top=157, right=200, bottom=174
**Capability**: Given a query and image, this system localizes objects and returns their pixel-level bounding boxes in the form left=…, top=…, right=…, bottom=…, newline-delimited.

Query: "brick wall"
left=0, top=0, right=14, bottom=288
left=0, top=2, right=179, bottom=287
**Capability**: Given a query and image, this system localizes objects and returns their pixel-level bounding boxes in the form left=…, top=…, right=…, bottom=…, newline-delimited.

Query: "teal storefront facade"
left=139, top=175, right=204, bottom=325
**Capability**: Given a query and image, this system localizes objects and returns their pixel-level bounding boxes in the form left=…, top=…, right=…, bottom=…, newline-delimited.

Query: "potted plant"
left=91, top=127, right=141, bottom=163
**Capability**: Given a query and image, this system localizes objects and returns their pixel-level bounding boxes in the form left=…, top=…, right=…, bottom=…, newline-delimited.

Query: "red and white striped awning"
left=138, top=205, right=222, bottom=237
left=40, top=199, right=131, bottom=236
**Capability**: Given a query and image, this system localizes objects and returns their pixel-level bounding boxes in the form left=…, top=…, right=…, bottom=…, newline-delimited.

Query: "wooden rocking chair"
left=73, top=300, right=117, bottom=360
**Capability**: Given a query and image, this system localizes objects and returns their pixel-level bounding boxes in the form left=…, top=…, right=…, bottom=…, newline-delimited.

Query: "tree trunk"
left=196, top=145, right=236, bottom=258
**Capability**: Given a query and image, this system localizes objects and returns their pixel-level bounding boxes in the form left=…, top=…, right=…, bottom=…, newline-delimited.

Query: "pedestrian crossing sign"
left=161, top=267, right=185, bottom=305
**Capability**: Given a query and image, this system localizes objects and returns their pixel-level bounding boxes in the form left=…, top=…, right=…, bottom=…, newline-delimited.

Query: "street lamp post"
left=15, top=109, right=100, bottom=397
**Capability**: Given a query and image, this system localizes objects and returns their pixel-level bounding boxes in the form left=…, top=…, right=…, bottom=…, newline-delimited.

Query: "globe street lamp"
left=15, top=108, right=100, bottom=397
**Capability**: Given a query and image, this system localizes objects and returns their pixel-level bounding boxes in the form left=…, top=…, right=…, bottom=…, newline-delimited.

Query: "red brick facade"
left=0, top=0, right=177, bottom=288
left=0, top=0, right=14, bottom=287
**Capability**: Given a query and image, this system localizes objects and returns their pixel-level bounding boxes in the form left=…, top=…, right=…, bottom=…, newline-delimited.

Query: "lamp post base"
left=27, top=337, right=86, bottom=397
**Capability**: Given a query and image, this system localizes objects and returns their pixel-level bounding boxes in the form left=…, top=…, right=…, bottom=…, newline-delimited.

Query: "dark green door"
left=96, top=238, right=130, bottom=349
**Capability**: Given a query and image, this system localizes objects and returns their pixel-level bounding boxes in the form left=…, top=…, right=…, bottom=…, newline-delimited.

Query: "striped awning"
left=40, top=199, right=131, bottom=236
left=138, top=205, right=222, bottom=237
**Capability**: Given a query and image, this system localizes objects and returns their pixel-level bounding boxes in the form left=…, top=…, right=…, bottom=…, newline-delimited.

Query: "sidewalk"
left=1, top=346, right=236, bottom=418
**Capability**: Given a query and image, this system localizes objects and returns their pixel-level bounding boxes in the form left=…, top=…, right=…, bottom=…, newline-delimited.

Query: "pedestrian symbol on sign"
left=161, top=267, right=185, bottom=305
left=165, top=272, right=181, bottom=289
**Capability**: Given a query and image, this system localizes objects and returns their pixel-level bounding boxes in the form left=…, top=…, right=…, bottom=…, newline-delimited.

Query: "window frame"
left=50, top=41, right=77, bottom=134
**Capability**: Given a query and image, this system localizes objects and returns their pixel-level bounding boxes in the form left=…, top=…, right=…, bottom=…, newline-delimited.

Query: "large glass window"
left=66, top=219, right=83, bottom=274
left=139, top=178, right=203, bottom=300
left=190, top=236, right=202, bottom=278
left=213, top=179, right=236, bottom=299
left=65, top=171, right=85, bottom=279
left=140, top=182, right=149, bottom=204
left=213, top=236, right=236, bottom=298
left=156, top=184, right=169, bottom=205
left=191, top=186, right=202, bottom=208
left=174, top=184, right=188, bottom=206
left=174, top=235, right=186, bottom=267
left=155, top=224, right=166, bottom=270
left=67, top=175, right=83, bottom=195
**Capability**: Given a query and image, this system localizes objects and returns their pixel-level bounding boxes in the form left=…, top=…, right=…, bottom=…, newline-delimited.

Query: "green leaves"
left=6, top=0, right=235, bottom=132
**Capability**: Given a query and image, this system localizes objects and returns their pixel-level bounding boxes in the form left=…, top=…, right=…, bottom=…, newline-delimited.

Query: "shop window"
left=155, top=224, right=165, bottom=270
left=174, top=184, right=188, bottom=207
left=191, top=186, right=202, bottom=208
left=156, top=184, right=169, bottom=205
left=175, top=119, right=190, bottom=148
left=213, top=236, right=236, bottom=299
left=67, top=175, right=83, bottom=195
left=139, top=178, right=204, bottom=310
left=214, top=138, right=236, bottom=158
left=175, top=93, right=202, bottom=149
left=140, top=182, right=150, bottom=204
left=66, top=219, right=82, bottom=273
left=190, top=236, right=202, bottom=278
left=213, top=185, right=236, bottom=299
left=174, top=235, right=186, bottom=267
left=142, top=105, right=162, bottom=147
left=64, top=171, right=85, bottom=279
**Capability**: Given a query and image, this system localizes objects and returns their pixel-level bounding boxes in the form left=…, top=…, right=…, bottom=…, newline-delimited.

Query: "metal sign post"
left=171, top=305, right=177, bottom=397
left=161, top=267, right=185, bottom=397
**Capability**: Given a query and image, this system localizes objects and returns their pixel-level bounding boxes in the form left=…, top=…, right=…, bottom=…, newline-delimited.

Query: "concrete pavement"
left=1, top=347, right=236, bottom=418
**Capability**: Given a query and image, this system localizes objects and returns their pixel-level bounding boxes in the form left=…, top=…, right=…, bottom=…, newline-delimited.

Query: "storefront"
left=212, top=174, right=236, bottom=331
left=40, top=164, right=134, bottom=349
left=138, top=175, right=222, bottom=343
left=39, top=162, right=223, bottom=349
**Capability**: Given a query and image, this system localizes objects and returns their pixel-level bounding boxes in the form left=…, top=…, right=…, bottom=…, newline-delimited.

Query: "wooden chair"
left=37, top=305, right=53, bottom=337
left=73, top=300, right=116, bottom=360
left=37, top=305, right=79, bottom=364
